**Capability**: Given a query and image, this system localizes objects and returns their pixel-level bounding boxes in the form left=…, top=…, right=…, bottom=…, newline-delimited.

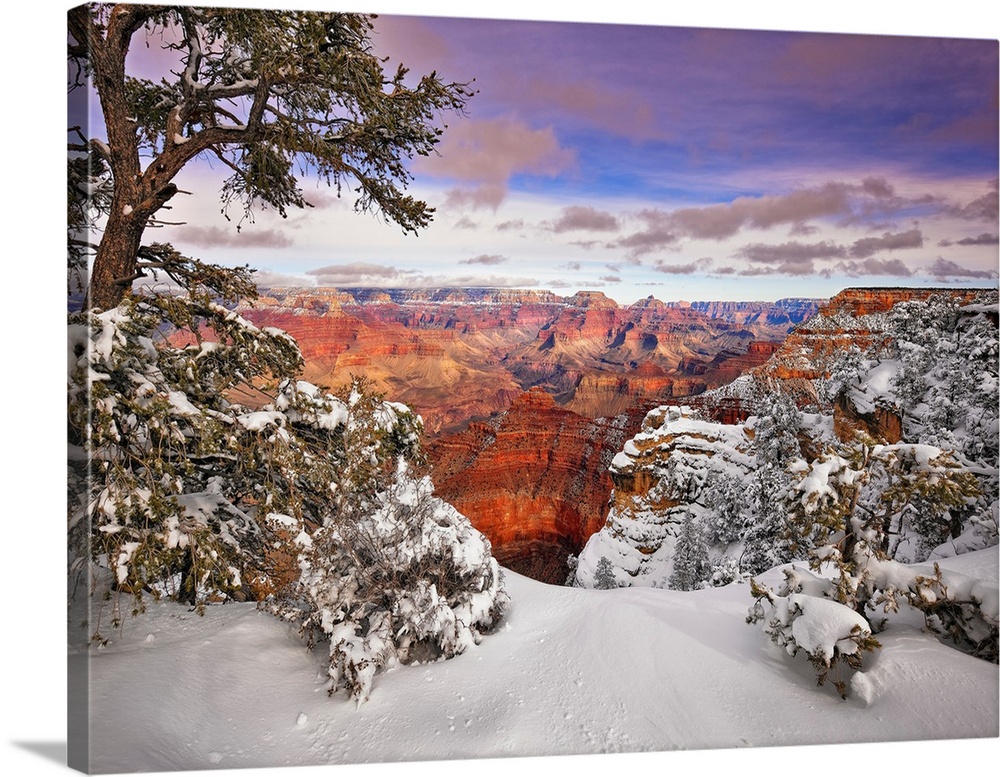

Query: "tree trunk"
left=87, top=207, right=145, bottom=311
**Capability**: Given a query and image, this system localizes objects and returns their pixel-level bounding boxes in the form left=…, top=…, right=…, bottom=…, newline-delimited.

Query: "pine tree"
left=748, top=433, right=994, bottom=694
left=668, top=514, right=709, bottom=591
left=593, top=556, right=619, bottom=590
left=740, top=392, right=803, bottom=574
left=68, top=5, right=475, bottom=311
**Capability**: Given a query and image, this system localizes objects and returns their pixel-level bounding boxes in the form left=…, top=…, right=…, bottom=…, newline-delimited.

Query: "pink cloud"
left=515, top=77, right=658, bottom=141
left=416, top=117, right=576, bottom=209
left=179, top=225, right=292, bottom=249
left=549, top=206, right=620, bottom=233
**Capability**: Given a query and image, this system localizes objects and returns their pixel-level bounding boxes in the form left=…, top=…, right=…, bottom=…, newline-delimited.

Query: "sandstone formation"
left=573, top=405, right=753, bottom=588
left=699, top=286, right=996, bottom=428
left=669, top=298, right=821, bottom=334
left=427, top=388, right=645, bottom=584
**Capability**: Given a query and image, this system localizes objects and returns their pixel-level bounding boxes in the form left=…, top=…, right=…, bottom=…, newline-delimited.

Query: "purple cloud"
left=252, top=270, right=314, bottom=288
left=951, top=179, right=999, bottom=221
left=549, top=205, right=620, bottom=233
left=180, top=225, right=292, bottom=248
left=848, top=229, right=924, bottom=258
left=737, top=240, right=846, bottom=263
left=614, top=210, right=679, bottom=256
left=306, top=263, right=413, bottom=286
left=928, top=258, right=998, bottom=281
left=835, top=258, right=914, bottom=277
left=938, top=233, right=999, bottom=247
left=460, top=254, right=508, bottom=266
left=615, top=180, right=927, bottom=258
left=653, top=258, right=714, bottom=275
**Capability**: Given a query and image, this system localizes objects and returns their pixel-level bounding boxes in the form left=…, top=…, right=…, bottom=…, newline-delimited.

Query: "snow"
left=848, top=359, right=900, bottom=414
left=782, top=592, right=871, bottom=659
left=50, top=549, right=998, bottom=775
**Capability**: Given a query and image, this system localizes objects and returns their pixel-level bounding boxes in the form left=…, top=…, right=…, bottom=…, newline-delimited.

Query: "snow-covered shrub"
left=747, top=570, right=881, bottom=698
left=789, top=438, right=981, bottom=571
left=267, top=459, right=507, bottom=702
left=707, top=556, right=742, bottom=587
left=901, top=562, right=998, bottom=662
left=749, top=434, right=995, bottom=688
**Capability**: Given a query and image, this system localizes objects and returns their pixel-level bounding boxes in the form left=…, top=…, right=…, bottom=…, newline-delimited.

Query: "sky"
left=71, top=2, right=999, bottom=304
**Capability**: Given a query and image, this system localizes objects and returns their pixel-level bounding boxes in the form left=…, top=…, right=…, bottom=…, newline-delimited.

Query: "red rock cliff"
left=428, top=389, right=644, bottom=584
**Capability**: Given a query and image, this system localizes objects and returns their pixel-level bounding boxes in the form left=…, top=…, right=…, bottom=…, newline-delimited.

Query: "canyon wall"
left=427, top=389, right=645, bottom=584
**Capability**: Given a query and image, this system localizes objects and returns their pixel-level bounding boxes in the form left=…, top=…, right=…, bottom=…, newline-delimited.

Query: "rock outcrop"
left=573, top=287, right=999, bottom=590
left=698, top=286, right=998, bottom=429
left=573, top=405, right=752, bottom=588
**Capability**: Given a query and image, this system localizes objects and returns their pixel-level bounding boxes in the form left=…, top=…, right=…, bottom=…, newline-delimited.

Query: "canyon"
left=238, top=288, right=818, bottom=434
left=237, top=287, right=822, bottom=583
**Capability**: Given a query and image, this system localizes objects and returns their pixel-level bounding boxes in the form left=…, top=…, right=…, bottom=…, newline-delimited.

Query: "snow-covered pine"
left=261, top=384, right=508, bottom=703
left=667, top=513, right=709, bottom=591
left=68, top=265, right=508, bottom=685
left=68, top=287, right=303, bottom=625
left=748, top=433, right=992, bottom=684
left=592, top=556, right=620, bottom=590
left=747, top=570, right=881, bottom=699
left=738, top=393, right=805, bottom=574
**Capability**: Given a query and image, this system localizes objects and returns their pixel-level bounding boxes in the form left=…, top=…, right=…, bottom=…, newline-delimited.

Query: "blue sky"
left=78, top=1, right=1000, bottom=303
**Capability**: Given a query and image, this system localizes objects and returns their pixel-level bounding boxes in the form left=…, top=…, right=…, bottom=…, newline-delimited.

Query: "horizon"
left=249, top=283, right=1000, bottom=307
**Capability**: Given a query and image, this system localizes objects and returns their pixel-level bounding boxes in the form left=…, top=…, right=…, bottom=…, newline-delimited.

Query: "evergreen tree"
left=593, top=556, right=620, bottom=590
left=668, top=514, right=709, bottom=591
left=741, top=392, right=803, bottom=574
left=68, top=5, right=475, bottom=311
left=749, top=433, right=994, bottom=695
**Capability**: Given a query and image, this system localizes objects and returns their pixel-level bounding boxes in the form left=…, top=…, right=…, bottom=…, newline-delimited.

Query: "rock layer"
left=238, top=287, right=818, bottom=435
left=428, top=389, right=644, bottom=584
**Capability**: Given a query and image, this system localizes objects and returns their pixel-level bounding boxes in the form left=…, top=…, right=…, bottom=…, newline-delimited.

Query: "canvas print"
left=66, top=2, right=998, bottom=774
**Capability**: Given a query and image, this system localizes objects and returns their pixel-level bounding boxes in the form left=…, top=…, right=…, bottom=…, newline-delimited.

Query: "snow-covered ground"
left=23, top=548, right=993, bottom=775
